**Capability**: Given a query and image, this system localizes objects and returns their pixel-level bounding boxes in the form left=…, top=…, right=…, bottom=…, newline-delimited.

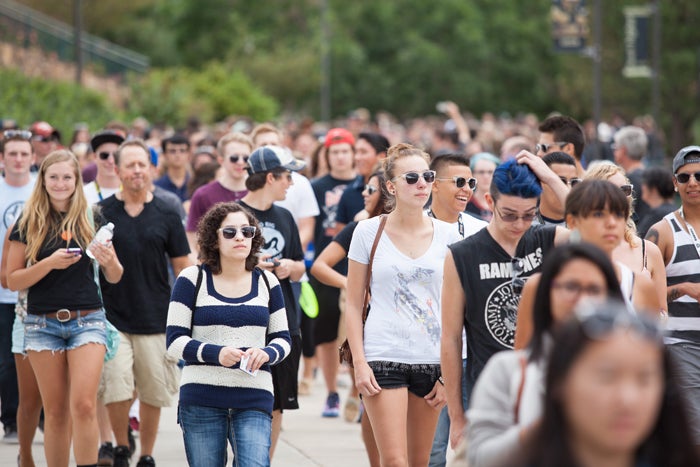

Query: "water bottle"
left=86, top=222, right=114, bottom=259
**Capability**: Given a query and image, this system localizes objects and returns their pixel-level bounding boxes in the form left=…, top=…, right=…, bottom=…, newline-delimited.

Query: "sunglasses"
left=619, top=184, right=634, bottom=197
left=535, top=142, right=568, bottom=153
left=576, top=305, right=662, bottom=342
left=394, top=170, right=436, bottom=184
left=364, top=184, right=378, bottom=195
left=560, top=176, right=582, bottom=188
left=218, top=226, right=257, bottom=239
left=98, top=151, right=115, bottom=160
left=675, top=172, right=700, bottom=184
left=495, top=206, right=537, bottom=223
left=229, top=154, right=249, bottom=164
left=437, top=176, right=477, bottom=190
left=3, top=130, right=32, bottom=140
left=511, top=257, right=525, bottom=295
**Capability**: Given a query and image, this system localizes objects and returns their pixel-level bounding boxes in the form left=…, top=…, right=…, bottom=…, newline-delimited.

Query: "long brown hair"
left=18, top=150, right=94, bottom=262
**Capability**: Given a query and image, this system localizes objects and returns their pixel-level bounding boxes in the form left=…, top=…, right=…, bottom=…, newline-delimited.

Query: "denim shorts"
left=11, top=314, right=25, bottom=355
left=23, top=309, right=107, bottom=353
left=367, top=360, right=441, bottom=398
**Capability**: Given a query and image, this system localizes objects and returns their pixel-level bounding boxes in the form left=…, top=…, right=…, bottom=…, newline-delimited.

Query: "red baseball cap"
left=324, top=128, right=355, bottom=148
left=30, top=121, right=61, bottom=142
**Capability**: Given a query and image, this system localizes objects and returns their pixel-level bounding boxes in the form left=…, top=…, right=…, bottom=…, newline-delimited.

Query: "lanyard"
left=679, top=207, right=700, bottom=255
left=427, top=209, right=464, bottom=237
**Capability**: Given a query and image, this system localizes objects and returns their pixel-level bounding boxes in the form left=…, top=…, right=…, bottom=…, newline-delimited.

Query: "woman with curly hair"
left=6, top=149, right=123, bottom=467
left=166, top=202, right=291, bottom=467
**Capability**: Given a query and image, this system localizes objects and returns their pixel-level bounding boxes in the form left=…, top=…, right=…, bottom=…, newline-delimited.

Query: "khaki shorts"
left=100, top=332, right=180, bottom=407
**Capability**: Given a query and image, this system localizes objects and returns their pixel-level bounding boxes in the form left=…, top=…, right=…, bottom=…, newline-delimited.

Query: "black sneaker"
left=113, top=445, right=131, bottom=467
left=98, top=441, right=114, bottom=466
left=135, top=455, right=155, bottom=467
left=3, top=425, right=18, bottom=444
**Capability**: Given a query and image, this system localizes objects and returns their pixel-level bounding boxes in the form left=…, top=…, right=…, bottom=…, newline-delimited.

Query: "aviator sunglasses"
left=436, top=176, right=477, bottom=190
left=394, top=170, right=436, bottom=184
left=218, top=226, right=257, bottom=239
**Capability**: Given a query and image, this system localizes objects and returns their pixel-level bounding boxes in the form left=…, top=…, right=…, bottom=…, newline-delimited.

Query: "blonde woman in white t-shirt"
left=346, top=143, right=461, bottom=466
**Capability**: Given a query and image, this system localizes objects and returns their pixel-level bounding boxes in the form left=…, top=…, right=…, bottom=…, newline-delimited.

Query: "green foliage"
left=0, top=68, right=116, bottom=138
left=126, top=63, right=278, bottom=125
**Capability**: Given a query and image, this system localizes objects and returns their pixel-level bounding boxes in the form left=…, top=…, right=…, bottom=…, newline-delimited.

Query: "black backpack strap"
left=257, top=267, right=272, bottom=305
left=190, top=265, right=203, bottom=330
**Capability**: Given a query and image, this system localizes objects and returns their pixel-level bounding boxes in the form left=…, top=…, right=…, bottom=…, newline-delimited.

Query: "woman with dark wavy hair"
left=166, top=202, right=291, bottom=467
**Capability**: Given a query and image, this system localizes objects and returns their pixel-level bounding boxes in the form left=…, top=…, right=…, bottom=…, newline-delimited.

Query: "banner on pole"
left=551, top=0, right=589, bottom=53
left=623, top=5, right=652, bottom=78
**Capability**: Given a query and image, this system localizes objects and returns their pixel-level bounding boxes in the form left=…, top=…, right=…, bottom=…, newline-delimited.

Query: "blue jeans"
left=178, top=404, right=272, bottom=467
left=0, top=303, right=18, bottom=429
left=429, top=359, right=468, bottom=467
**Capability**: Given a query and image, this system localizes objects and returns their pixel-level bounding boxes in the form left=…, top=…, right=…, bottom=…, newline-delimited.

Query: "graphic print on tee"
left=392, top=265, right=441, bottom=345
left=3, top=201, right=25, bottom=228
left=260, top=221, right=286, bottom=260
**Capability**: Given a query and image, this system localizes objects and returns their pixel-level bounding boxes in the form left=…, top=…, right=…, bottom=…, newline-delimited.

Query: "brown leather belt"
left=45, top=308, right=100, bottom=322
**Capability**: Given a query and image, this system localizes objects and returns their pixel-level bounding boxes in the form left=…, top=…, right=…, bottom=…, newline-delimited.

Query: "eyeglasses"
left=218, top=226, right=257, bottom=239
left=228, top=154, right=249, bottom=164
left=363, top=184, right=378, bottom=195
left=511, top=257, right=525, bottom=295
left=675, top=172, right=700, bottom=184
left=393, top=170, right=436, bottom=184
left=559, top=176, right=582, bottom=188
left=535, top=142, right=568, bottom=153
left=3, top=130, right=32, bottom=140
left=98, top=151, right=115, bottom=160
left=575, top=304, right=662, bottom=342
left=436, top=176, right=477, bottom=190
left=495, top=206, right=537, bottom=223
left=619, top=184, right=634, bottom=197
left=552, top=281, right=606, bottom=298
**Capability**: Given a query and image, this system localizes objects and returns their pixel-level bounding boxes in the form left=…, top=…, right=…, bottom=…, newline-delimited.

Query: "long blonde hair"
left=18, top=149, right=95, bottom=262
left=583, top=161, right=637, bottom=247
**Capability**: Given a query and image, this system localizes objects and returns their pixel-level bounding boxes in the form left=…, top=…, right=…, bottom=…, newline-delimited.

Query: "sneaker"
left=135, top=455, right=155, bottom=467
left=98, top=442, right=114, bottom=466
left=322, top=392, right=340, bottom=418
left=3, top=425, right=18, bottom=444
left=128, top=427, right=136, bottom=456
left=113, top=445, right=131, bottom=467
left=343, top=396, right=361, bottom=423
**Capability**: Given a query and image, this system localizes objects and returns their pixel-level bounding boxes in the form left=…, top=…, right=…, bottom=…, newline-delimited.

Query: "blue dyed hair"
left=489, top=159, right=542, bottom=201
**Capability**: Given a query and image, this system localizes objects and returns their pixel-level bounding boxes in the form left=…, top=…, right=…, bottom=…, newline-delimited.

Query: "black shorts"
left=367, top=361, right=441, bottom=398
left=310, top=278, right=341, bottom=345
left=272, top=334, right=302, bottom=412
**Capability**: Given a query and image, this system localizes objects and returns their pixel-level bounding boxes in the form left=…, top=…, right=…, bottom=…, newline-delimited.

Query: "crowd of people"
left=0, top=105, right=698, bottom=467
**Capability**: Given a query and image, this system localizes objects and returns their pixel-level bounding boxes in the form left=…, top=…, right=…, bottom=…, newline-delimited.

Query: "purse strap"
left=361, top=215, right=388, bottom=323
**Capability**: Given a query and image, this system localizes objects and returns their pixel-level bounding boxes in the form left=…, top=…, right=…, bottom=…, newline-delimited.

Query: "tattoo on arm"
left=646, top=228, right=660, bottom=245
left=668, top=288, right=682, bottom=302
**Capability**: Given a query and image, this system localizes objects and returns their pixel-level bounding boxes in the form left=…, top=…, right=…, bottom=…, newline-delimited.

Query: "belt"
left=44, top=308, right=100, bottom=323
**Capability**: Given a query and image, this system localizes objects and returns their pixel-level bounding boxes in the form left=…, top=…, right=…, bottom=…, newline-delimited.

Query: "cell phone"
left=266, top=257, right=281, bottom=267
left=66, top=247, right=82, bottom=256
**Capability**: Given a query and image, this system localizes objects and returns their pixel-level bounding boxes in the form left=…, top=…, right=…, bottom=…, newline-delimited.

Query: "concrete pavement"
left=0, top=372, right=370, bottom=466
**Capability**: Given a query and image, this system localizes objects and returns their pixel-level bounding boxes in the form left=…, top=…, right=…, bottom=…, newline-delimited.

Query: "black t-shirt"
left=335, top=176, right=364, bottom=225
left=449, top=225, right=556, bottom=393
left=333, top=221, right=358, bottom=253
left=98, top=195, right=190, bottom=334
left=239, top=201, right=304, bottom=336
left=311, top=174, right=355, bottom=274
left=10, top=213, right=102, bottom=314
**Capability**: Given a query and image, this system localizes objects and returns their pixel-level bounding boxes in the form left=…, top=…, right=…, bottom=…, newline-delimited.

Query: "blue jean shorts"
left=367, top=360, right=441, bottom=398
left=23, top=309, right=107, bottom=353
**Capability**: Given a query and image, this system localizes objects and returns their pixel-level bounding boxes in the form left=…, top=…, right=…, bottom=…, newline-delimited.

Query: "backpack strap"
left=189, top=265, right=203, bottom=330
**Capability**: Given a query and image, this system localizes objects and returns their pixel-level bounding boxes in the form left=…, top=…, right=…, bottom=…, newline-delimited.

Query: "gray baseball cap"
left=672, top=145, right=700, bottom=173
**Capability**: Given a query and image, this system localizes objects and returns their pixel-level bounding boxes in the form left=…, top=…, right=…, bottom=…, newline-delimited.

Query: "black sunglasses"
left=619, top=184, right=634, bottom=197
left=437, top=176, right=477, bottom=190
left=675, top=172, right=700, bottom=184
left=535, top=141, right=568, bottom=153
left=218, top=226, right=257, bottom=239
left=3, top=130, right=32, bottom=140
left=98, top=151, right=115, bottom=160
left=394, top=170, right=436, bottom=184
left=364, top=184, right=378, bottom=195
left=229, top=154, right=249, bottom=164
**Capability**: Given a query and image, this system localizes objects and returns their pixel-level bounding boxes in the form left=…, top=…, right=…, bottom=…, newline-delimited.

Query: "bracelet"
left=438, top=376, right=445, bottom=386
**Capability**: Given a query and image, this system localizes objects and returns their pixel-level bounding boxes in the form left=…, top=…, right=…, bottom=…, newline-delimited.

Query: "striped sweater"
left=166, top=265, right=291, bottom=414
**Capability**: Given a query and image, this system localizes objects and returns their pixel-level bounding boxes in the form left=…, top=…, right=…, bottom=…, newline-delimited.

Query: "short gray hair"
left=614, top=126, right=647, bottom=161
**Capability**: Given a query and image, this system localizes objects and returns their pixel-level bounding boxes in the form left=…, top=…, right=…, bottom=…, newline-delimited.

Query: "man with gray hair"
left=613, top=125, right=649, bottom=224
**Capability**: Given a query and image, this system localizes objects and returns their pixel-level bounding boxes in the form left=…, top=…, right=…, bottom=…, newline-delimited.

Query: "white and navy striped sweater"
left=166, top=265, right=291, bottom=414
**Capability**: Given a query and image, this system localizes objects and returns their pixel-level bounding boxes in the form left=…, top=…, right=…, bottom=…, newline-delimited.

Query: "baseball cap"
left=90, top=130, right=125, bottom=152
left=324, top=128, right=355, bottom=148
left=672, top=145, right=700, bottom=173
left=30, top=121, right=61, bottom=142
left=248, top=145, right=306, bottom=174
